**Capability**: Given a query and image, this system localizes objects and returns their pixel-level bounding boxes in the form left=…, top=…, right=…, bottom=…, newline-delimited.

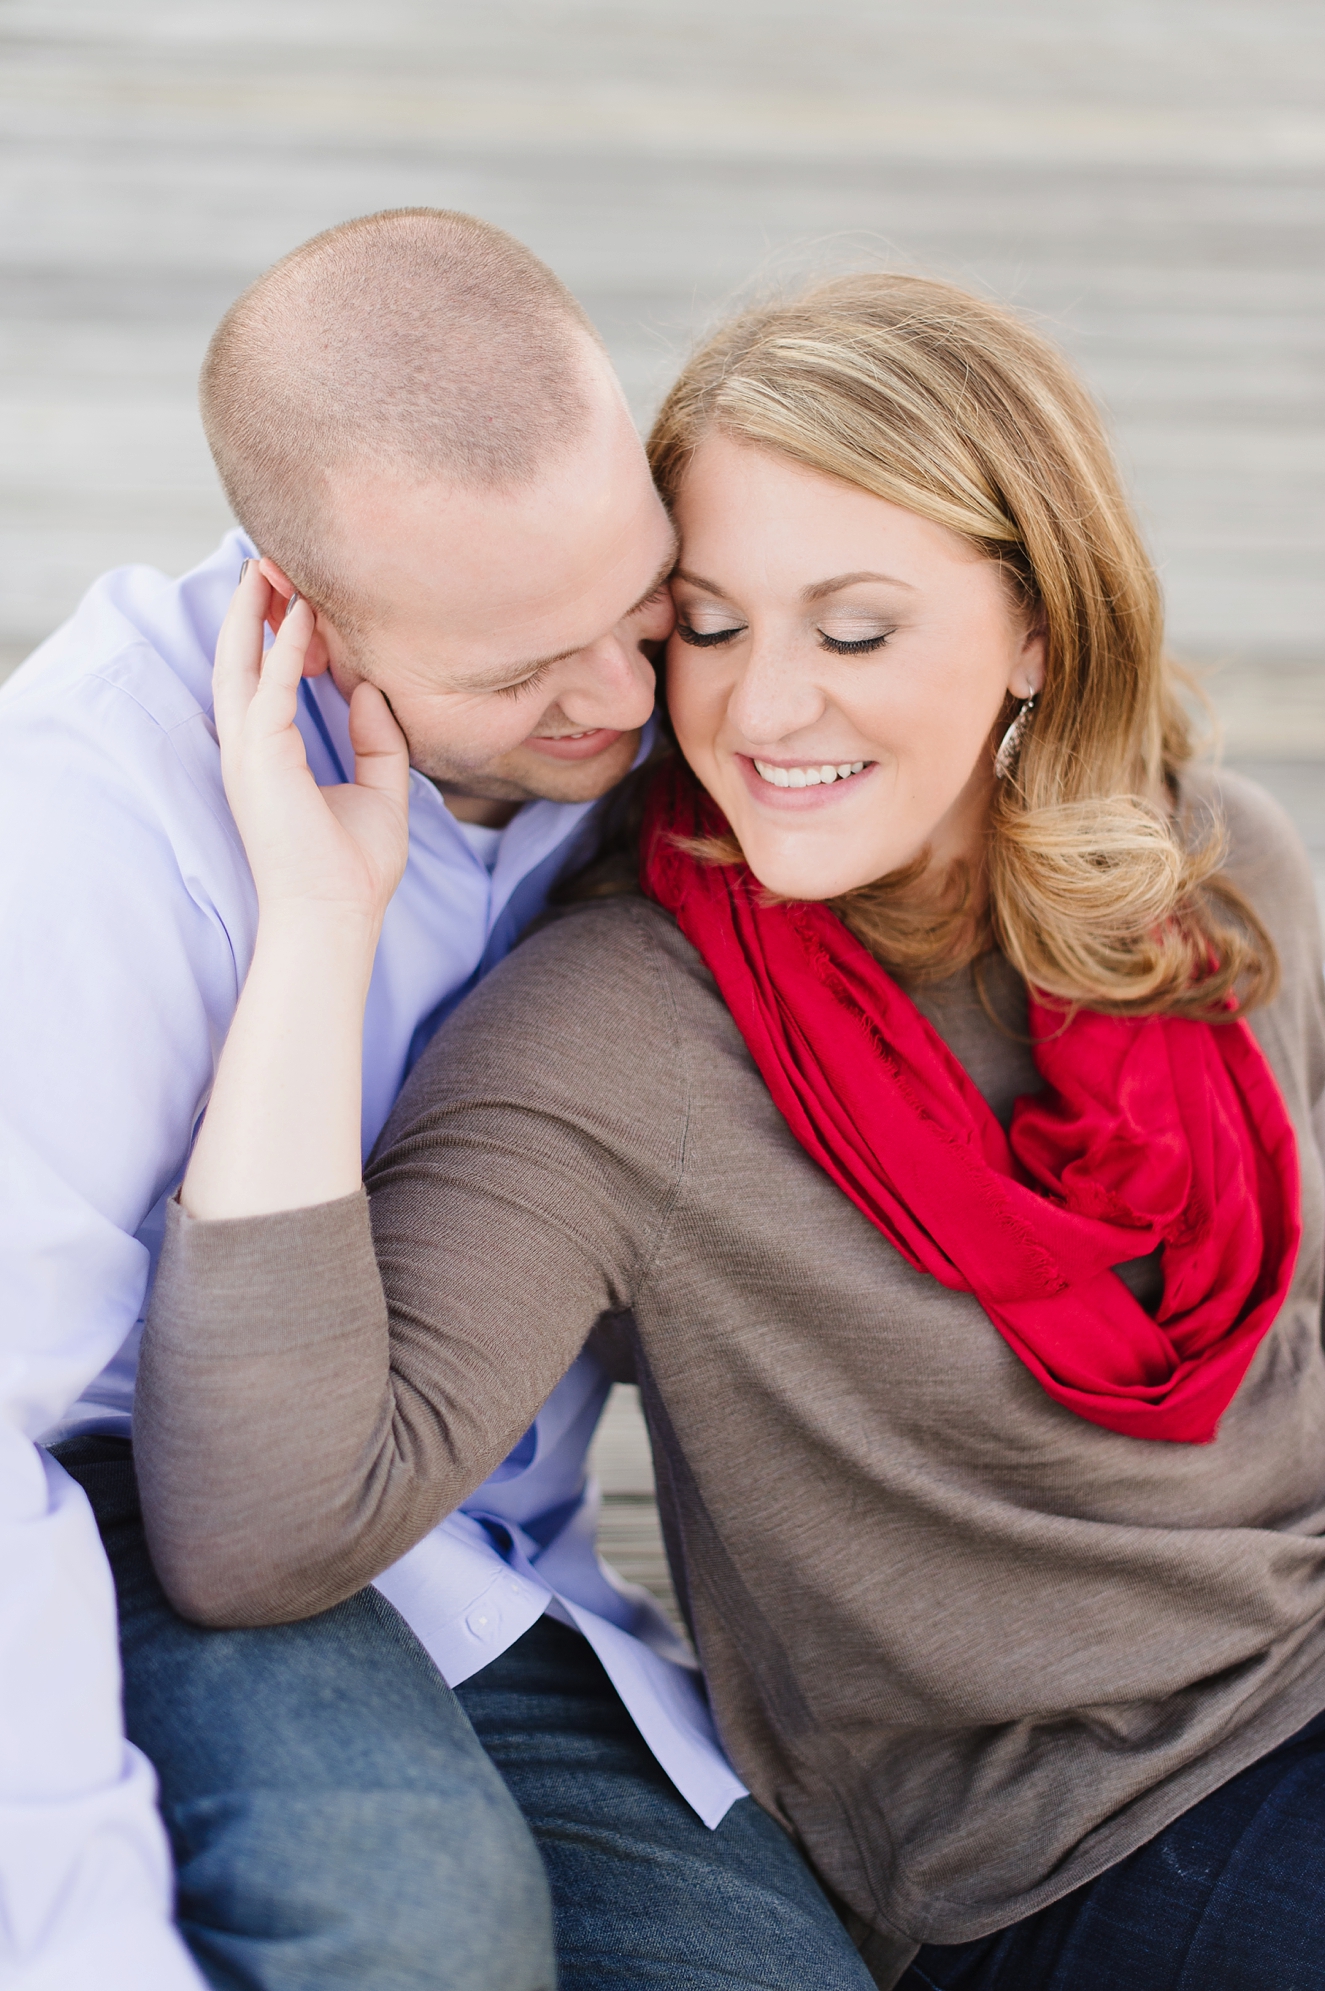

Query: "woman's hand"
left=180, top=566, right=412, bottom=1221
left=214, top=564, right=410, bottom=931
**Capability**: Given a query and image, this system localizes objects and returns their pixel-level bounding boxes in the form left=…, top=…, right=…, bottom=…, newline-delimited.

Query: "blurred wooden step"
left=589, top=1384, right=687, bottom=1637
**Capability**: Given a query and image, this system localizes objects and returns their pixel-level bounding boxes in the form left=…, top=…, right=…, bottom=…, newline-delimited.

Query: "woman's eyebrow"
left=672, top=568, right=917, bottom=603
left=672, top=568, right=732, bottom=598
left=802, top=570, right=916, bottom=601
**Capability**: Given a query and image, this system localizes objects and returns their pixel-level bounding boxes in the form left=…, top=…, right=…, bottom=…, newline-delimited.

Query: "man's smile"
left=522, top=726, right=628, bottom=760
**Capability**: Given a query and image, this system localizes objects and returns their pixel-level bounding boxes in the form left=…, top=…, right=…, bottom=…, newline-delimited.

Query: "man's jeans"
left=454, top=1614, right=873, bottom=1989
left=54, top=1436, right=553, bottom=1990
left=55, top=1437, right=874, bottom=1990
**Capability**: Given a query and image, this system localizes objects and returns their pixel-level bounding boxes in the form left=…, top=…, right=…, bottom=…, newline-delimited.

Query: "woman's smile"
left=750, top=757, right=870, bottom=789
left=737, top=752, right=877, bottom=810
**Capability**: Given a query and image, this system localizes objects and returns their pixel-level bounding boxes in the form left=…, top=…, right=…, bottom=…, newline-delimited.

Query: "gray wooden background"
left=3, top=0, right=1322, bottom=1616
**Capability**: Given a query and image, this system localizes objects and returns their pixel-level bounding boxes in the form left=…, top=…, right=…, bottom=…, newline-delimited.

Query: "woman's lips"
left=735, top=753, right=877, bottom=808
left=523, top=727, right=626, bottom=762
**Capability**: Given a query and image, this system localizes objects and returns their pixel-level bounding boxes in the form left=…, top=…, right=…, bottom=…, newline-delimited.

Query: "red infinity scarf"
left=640, top=762, right=1300, bottom=1443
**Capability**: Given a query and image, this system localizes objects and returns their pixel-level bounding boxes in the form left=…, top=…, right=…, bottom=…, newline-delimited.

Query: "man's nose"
left=559, top=633, right=657, bottom=726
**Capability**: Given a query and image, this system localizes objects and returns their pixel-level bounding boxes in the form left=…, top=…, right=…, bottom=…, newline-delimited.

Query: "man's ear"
left=255, top=556, right=331, bottom=677
left=256, top=557, right=296, bottom=625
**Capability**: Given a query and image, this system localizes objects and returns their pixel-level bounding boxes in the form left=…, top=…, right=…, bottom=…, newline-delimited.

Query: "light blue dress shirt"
left=0, top=532, right=742, bottom=1989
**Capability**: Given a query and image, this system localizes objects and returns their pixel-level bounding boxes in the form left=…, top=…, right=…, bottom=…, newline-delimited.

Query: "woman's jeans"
left=902, top=1702, right=1325, bottom=1991
left=55, top=1436, right=873, bottom=1991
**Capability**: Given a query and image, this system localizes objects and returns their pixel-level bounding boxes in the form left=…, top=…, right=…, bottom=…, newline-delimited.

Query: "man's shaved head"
left=201, top=208, right=603, bottom=623
left=198, top=208, right=674, bottom=821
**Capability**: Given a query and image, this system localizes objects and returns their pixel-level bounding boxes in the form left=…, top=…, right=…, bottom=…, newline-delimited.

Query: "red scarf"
left=640, top=761, right=1300, bottom=1443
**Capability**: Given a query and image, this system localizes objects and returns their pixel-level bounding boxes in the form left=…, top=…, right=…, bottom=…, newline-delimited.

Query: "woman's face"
left=666, top=434, right=1046, bottom=901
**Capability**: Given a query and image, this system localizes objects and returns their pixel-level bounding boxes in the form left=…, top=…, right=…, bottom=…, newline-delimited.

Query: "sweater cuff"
left=148, top=1188, right=382, bottom=1356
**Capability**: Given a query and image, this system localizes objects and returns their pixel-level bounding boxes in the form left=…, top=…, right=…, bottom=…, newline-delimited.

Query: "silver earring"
left=994, top=694, right=1037, bottom=780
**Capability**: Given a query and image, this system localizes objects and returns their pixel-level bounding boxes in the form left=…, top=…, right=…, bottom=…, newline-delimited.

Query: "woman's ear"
left=1011, top=615, right=1047, bottom=700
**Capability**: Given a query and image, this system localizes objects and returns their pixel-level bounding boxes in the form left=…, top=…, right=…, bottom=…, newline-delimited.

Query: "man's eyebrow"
left=624, top=544, right=680, bottom=618
left=451, top=544, right=679, bottom=693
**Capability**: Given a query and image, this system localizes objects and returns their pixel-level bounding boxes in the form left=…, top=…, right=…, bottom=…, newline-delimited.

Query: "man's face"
left=268, top=359, right=676, bottom=814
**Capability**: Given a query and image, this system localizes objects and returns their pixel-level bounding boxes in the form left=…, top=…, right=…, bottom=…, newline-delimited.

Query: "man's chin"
left=423, top=727, right=643, bottom=809
left=506, top=727, right=643, bottom=803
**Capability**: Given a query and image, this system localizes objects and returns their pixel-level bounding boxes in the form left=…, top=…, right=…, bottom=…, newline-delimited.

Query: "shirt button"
left=466, top=1609, right=494, bottom=1638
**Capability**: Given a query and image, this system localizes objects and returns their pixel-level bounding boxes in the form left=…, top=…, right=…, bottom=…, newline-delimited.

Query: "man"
left=2, top=209, right=869, bottom=1991
left=1, top=209, right=675, bottom=1990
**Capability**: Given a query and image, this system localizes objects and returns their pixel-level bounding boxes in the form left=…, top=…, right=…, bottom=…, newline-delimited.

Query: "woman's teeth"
left=752, top=759, right=868, bottom=790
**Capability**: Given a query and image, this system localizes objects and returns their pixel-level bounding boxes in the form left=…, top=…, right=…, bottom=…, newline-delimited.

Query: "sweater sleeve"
left=136, top=902, right=687, bottom=1626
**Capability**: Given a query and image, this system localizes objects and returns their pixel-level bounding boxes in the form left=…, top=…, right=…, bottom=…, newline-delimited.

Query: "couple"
left=7, top=208, right=1325, bottom=1991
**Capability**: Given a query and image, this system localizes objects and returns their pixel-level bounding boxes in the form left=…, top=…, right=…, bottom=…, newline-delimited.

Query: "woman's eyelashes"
left=818, top=630, right=892, bottom=655
left=675, top=619, right=746, bottom=648
left=674, top=617, right=894, bottom=655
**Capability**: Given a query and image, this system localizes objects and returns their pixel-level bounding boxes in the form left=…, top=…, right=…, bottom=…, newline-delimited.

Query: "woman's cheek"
left=664, top=647, right=713, bottom=755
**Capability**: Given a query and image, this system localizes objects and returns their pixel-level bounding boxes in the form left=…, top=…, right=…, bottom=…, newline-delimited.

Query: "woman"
left=139, top=275, right=1325, bottom=1989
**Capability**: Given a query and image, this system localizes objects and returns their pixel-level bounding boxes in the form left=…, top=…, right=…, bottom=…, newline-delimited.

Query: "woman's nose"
left=725, top=642, right=826, bottom=746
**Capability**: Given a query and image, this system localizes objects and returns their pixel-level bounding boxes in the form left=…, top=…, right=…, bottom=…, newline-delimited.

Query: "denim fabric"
left=60, top=1436, right=871, bottom=1990
left=55, top=1437, right=556, bottom=1991
left=64, top=1436, right=1325, bottom=1990
left=455, top=1614, right=876, bottom=1990
left=903, top=1705, right=1325, bottom=1991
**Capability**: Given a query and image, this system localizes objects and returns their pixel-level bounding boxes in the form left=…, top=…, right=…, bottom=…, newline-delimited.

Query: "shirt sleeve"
left=136, top=903, right=687, bottom=1628
left=0, top=689, right=233, bottom=1988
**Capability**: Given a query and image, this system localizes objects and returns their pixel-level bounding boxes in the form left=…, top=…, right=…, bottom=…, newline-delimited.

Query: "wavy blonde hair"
left=647, top=273, right=1275, bottom=1018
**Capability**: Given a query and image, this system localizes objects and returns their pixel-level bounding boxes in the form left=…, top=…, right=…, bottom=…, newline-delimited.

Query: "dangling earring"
left=994, top=694, right=1037, bottom=780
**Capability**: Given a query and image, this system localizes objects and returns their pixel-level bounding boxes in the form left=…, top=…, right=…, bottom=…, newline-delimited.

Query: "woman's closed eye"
left=815, top=605, right=897, bottom=655
left=675, top=617, right=747, bottom=648
left=818, top=629, right=891, bottom=655
left=673, top=612, right=897, bottom=654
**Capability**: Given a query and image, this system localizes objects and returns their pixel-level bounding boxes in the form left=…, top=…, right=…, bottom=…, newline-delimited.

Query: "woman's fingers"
left=212, top=560, right=271, bottom=749
left=248, top=594, right=315, bottom=736
left=347, top=683, right=411, bottom=802
left=211, top=574, right=409, bottom=921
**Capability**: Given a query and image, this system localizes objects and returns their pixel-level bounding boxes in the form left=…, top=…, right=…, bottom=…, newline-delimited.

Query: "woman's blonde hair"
left=647, top=273, right=1275, bottom=1018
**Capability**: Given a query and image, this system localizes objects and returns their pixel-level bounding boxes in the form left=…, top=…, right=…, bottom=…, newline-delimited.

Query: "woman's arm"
left=136, top=569, right=683, bottom=1628
left=131, top=560, right=418, bottom=1616
left=180, top=565, right=410, bottom=1219
left=137, top=903, right=682, bottom=1626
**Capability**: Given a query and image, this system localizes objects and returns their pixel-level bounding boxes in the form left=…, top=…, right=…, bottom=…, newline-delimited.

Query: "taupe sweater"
left=139, top=769, right=1325, bottom=1981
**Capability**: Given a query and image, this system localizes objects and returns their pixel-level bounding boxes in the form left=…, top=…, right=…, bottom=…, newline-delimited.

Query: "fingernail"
left=238, top=558, right=251, bottom=582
